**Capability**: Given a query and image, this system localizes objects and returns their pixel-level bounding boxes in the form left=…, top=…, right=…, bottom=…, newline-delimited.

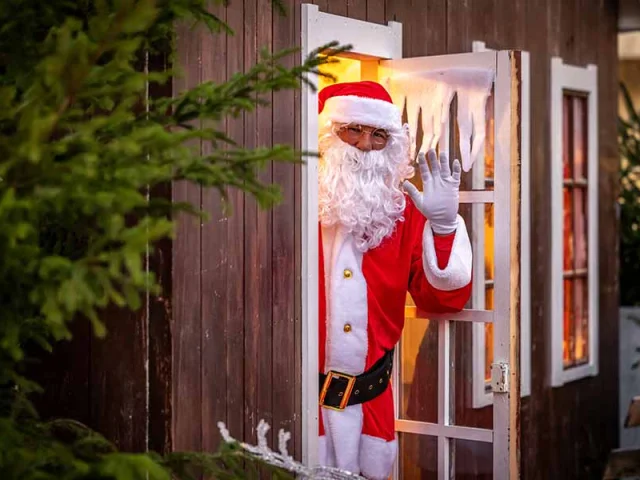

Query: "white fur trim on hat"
left=321, top=95, right=402, bottom=131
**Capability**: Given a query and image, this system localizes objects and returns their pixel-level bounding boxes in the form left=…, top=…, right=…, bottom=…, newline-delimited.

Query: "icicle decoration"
left=218, top=420, right=365, bottom=479
left=384, top=68, right=494, bottom=172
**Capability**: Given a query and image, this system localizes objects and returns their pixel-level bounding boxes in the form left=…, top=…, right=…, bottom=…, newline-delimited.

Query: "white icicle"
left=385, top=67, right=494, bottom=171
left=454, top=69, right=494, bottom=171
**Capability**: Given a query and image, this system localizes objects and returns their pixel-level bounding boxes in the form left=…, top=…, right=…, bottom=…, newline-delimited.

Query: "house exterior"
left=34, top=1, right=624, bottom=479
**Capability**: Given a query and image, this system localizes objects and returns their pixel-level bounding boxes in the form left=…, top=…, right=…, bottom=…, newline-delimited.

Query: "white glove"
left=403, top=149, right=461, bottom=235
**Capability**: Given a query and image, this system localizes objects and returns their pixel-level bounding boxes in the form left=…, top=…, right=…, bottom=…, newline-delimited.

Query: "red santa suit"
left=316, top=82, right=473, bottom=480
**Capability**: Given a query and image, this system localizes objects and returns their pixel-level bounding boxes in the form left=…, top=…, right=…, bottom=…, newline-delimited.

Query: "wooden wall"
left=32, top=1, right=620, bottom=479
left=298, top=1, right=618, bottom=479
left=169, top=0, right=615, bottom=477
left=170, top=0, right=302, bottom=458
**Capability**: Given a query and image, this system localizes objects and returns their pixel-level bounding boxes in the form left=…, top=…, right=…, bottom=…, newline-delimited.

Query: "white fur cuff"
left=321, top=95, right=402, bottom=131
left=422, top=214, right=472, bottom=291
left=359, top=435, right=398, bottom=480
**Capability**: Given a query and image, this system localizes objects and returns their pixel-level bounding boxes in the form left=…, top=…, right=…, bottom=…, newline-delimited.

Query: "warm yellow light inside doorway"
left=318, top=56, right=363, bottom=90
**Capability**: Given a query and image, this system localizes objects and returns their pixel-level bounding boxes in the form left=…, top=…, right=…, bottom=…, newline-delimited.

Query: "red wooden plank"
left=469, top=0, right=496, bottom=49
left=561, top=0, right=577, bottom=63
left=201, top=1, right=228, bottom=453
left=147, top=53, right=174, bottom=453
left=313, top=0, right=329, bottom=12
left=592, top=0, right=620, bottom=476
left=547, top=0, right=562, bottom=56
left=366, top=0, right=386, bottom=25
left=272, top=0, right=299, bottom=456
left=423, top=0, right=447, bottom=56
left=492, top=0, right=517, bottom=51
left=445, top=0, right=472, bottom=54
left=224, top=0, right=246, bottom=444
left=256, top=0, right=275, bottom=447
left=147, top=235, right=174, bottom=454
left=172, top=19, right=203, bottom=452
left=243, top=0, right=259, bottom=447
left=347, top=0, right=367, bottom=20
left=519, top=0, right=551, bottom=475
left=407, top=0, right=429, bottom=58
left=242, top=0, right=275, bottom=446
left=327, top=0, right=347, bottom=16
left=28, top=322, right=91, bottom=426
left=90, top=305, right=147, bottom=452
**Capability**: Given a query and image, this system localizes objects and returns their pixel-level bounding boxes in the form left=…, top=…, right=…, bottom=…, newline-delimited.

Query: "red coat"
left=317, top=197, right=472, bottom=479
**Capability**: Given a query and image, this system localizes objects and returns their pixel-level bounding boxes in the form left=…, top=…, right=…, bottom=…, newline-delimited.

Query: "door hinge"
left=491, top=363, right=509, bottom=393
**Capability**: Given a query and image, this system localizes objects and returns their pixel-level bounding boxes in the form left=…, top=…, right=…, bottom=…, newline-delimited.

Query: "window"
left=550, top=57, right=598, bottom=387
left=470, top=41, right=531, bottom=407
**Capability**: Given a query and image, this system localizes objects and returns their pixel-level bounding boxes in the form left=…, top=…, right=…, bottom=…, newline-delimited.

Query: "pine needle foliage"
left=619, top=83, right=640, bottom=306
left=0, top=0, right=347, bottom=478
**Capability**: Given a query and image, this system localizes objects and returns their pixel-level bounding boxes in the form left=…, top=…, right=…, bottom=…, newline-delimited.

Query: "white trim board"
left=549, top=56, right=599, bottom=387
left=470, top=40, right=532, bottom=408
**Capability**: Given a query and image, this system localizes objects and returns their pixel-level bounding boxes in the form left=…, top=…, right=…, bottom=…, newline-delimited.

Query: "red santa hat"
left=318, top=80, right=402, bottom=132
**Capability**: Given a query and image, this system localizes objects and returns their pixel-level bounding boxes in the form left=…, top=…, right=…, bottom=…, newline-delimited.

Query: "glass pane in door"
left=398, top=432, right=438, bottom=480
left=451, top=439, right=493, bottom=479
left=450, top=319, right=493, bottom=429
left=399, top=295, right=438, bottom=423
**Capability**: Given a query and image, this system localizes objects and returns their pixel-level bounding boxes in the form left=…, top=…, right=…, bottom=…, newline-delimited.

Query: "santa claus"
left=316, top=80, right=473, bottom=479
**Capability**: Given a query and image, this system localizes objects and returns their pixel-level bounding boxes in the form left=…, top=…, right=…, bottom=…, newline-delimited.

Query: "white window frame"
left=549, top=57, right=599, bottom=387
left=470, top=41, right=531, bottom=407
left=300, top=4, right=402, bottom=465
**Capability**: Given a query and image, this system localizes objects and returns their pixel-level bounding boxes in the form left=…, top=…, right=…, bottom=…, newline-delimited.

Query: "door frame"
left=300, top=4, right=402, bottom=467
left=300, top=5, right=522, bottom=478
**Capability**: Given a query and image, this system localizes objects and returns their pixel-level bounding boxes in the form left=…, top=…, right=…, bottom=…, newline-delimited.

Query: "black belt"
left=319, top=349, right=394, bottom=411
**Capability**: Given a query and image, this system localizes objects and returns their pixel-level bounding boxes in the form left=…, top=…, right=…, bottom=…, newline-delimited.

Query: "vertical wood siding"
left=172, top=0, right=618, bottom=475
left=170, top=0, right=614, bottom=476
left=171, top=0, right=300, bottom=458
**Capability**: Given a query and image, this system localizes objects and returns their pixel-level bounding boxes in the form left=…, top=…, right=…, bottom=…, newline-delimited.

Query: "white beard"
left=318, top=124, right=414, bottom=252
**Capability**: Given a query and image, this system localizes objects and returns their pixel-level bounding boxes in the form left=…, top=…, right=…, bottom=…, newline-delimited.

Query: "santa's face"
left=318, top=122, right=414, bottom=252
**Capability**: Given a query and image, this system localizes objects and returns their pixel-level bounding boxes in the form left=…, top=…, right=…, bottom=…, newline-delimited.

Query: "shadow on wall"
left=619, top=39, right=640, bottom=449
left=620, top=308, right=640, bottom=449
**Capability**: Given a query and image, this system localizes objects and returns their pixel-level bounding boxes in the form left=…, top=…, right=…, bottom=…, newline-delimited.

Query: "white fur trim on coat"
left=359, top=435, right=398, bottom=480
left=321, top=95, right=402, bottom=132
left=322, top=226, right=368, bottom=375
left=320, top=405, right=364, bottom=474
left=423, top=214, right=473, bottom=291
left=319, top=414, right=398, bottom=480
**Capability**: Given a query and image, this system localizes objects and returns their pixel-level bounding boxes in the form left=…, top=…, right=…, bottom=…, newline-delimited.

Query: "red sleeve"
left=407, top=210, right=472, bottom=314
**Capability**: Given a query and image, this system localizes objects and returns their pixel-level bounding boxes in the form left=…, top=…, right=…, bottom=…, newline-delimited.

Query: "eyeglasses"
left=336, top=124, right=390, bottom=150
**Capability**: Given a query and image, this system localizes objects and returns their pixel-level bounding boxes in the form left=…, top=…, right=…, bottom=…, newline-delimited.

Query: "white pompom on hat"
left=318, top=80, right=402, bottom=132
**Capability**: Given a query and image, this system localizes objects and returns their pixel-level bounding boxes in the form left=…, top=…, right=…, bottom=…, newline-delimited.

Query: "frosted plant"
left=217, top=420, right=365, bottom=479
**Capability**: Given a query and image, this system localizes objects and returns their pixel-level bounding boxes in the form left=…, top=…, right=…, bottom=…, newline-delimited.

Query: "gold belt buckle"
left=319, top=371, right=356, bottom=411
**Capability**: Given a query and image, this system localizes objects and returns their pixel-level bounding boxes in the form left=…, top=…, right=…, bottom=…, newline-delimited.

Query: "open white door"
left=301, top=5, right=522, bottom=479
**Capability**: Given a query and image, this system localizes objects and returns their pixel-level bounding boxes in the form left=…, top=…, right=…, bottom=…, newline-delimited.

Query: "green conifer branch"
left=0, top=0, right=350, bottom=478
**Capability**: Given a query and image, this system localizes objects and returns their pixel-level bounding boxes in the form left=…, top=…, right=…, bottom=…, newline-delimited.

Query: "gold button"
left=343, top=269, right=353, bottom=279
left=343, top=323, right=352, bottom=333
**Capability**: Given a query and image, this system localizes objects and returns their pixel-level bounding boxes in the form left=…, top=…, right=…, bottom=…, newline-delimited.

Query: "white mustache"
left=318, top=128, right=413, bottom=252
